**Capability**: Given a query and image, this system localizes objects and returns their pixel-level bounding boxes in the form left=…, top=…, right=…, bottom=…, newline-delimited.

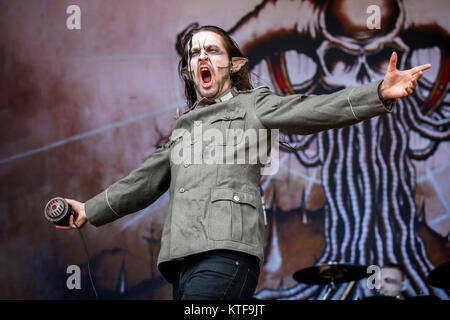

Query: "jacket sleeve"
left=84, top=142, right=171, bottom=227
left=254, top=80, right=396, bottom=135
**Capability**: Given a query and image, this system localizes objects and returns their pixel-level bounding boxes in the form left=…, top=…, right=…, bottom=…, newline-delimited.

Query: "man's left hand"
left=380, top=52, right=432, bottom=100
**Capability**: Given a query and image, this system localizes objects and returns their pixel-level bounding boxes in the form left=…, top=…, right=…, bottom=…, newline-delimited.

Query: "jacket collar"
left=191, top=87, right=238, bottom=110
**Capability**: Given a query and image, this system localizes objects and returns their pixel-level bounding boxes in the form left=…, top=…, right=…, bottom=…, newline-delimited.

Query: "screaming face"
left=188, top=31, right=233, bottom=101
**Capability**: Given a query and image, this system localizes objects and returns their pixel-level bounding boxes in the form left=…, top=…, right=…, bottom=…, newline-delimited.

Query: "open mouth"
left=200, top=66, right=213, bottom=88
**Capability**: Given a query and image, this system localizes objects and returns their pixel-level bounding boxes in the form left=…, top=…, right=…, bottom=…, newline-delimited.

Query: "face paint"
left=188, top=31, right=233, bottom=101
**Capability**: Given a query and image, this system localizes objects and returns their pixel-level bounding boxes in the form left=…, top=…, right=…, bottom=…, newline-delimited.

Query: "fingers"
left=55, top=215, right=76, bottom=230
left=69, top=214, right=76, bottom=229
left=388, top=52, right=398, bottom=72
left=405, top=86, right=413, bottom=95
left=403, top=78, right=417, bottom=97
left=411, top=64, right=432, bottom=74
left=55, top=225, right=72, bottom=230
left=413, top=71, right=423, bottom=81
left=65, top=198, right=78, bottom=209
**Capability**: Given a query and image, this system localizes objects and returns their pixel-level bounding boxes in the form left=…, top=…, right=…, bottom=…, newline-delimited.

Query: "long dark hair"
left=176, top=24, right=253, bottom=109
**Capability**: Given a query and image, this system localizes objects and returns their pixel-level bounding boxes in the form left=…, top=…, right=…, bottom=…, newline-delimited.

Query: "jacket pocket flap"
left=210, top=109, right=246, bottom=124
left=210, top=188, right=257, bottom=208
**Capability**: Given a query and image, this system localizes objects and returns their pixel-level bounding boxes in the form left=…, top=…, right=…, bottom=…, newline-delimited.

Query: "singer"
left=57, top=25, right=431, bottom=300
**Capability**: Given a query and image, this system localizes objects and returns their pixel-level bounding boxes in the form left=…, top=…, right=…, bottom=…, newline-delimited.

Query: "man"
left=380, top=264, right=407, bottom=299
left=57, top=25, right=431, bottom=300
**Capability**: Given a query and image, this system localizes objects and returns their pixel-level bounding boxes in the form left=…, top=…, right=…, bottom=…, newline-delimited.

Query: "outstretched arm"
left=254, top=52, right=432, bottom=135
left=57, top=143, right=171, bottom=230
left=83, top=143, right=171, bottom=228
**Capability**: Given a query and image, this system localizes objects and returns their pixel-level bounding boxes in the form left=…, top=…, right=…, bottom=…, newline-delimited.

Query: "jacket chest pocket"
left=208, top=188, right=260, bottom=246
left=208, top=109, right=246, bottom=146
left=168, top=129, right=191, bottom=166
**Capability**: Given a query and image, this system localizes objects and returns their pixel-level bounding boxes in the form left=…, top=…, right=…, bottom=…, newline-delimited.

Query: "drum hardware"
left=340, top=281, right=355, bottom=300
left=293, top=261, right=369, bottom=300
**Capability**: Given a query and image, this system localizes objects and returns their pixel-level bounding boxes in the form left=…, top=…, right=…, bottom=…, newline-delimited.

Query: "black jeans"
left=172, top=250, right=260, bottom=300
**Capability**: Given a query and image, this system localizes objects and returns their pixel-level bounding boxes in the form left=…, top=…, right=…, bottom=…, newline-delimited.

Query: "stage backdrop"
left=0, top=0, right=448, bottom=299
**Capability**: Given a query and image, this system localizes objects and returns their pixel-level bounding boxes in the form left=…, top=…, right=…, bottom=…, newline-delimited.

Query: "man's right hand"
left=55, top=198, right=88, bottom=230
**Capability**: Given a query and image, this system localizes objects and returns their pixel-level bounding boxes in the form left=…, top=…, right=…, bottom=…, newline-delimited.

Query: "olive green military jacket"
left=85, top=80, right=394, bottom=282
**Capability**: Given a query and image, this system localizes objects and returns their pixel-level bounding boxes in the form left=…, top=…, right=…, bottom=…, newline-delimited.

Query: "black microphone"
left=44, top=197, right=77, bottom=226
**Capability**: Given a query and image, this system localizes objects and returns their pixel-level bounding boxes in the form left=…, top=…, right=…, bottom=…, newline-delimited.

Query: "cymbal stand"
left=321, top=276, right=336, bottom=300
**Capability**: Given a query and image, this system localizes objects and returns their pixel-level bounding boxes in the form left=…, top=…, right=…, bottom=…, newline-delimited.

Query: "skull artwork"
left=233, top=0, right=449, bottom=299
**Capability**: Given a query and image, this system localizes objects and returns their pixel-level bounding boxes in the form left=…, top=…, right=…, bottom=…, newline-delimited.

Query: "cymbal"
left=293, top=262, right=369, bottom=285
left=426, top=260, right=450, bottom=290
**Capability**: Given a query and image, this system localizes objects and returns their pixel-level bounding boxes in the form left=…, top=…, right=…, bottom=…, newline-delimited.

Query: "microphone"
left=44, top=197, right=99, bottom=299
left=44, top=197, right=77, bottom=226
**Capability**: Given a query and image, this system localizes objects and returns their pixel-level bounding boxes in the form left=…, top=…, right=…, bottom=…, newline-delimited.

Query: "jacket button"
left=179, top=187, right=185, bottom=193
left=233, top=195, right=240, bottom=202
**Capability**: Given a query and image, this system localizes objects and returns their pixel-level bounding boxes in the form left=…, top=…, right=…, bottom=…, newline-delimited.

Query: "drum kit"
left=292, top=260, right=449, bottom=300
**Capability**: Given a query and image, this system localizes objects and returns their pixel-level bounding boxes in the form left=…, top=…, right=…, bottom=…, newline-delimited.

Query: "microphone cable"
left=74, top=222, right=99, bottom=300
